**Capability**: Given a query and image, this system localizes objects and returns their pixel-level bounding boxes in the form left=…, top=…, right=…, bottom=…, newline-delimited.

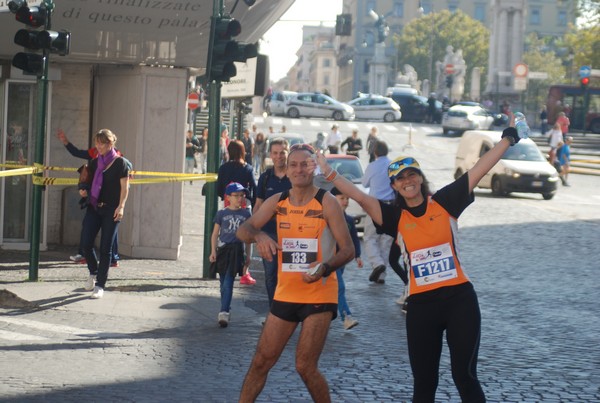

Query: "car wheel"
left=454, top=169, right=463, bottom=180
left=287, top=108, right=300, bottom=119
left=542, top=192, right=555, bottom=200
left=332, top=111, right=343, bottom=121
left=383, top=112, right=395, bottom=122
left=590, top=118, right=600, bottom=134
left=491, top=177, right=505, bottom=196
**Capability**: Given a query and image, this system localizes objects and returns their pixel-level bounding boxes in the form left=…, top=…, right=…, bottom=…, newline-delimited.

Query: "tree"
left=563, top=23, right=600, bottom=80
left=522, top=34, right=566, bottom=116
left=392, top=10, right=489, bottom=98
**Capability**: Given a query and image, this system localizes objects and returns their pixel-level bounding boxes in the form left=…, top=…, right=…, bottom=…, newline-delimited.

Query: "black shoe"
left=369, top=265, right=386, bottom=282
left=401, top=301, right=408, bottom=315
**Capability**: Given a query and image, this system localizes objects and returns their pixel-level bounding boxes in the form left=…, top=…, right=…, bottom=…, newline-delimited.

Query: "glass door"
left=1, top=81, right=36, bottom=243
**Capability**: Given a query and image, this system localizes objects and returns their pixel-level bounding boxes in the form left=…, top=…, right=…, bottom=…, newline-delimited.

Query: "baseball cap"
left=388, top=157, right=422, bottom=181
left=225, top=182, right=248, bottom=195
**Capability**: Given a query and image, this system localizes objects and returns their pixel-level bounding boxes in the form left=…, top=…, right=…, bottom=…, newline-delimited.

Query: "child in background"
left=331, top=187, right=363, bottom=330
left=209, top=182, right=252, bottom=328
left=558, top=136, right=573, bottom=186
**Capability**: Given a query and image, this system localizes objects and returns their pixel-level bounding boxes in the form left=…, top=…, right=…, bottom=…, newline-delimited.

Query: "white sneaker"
left=91, top=286, right=104, bottom=299
left=218, top=311, right=230, bottom=328
left=70, top=254, right=84, bottom=262
left=343, top=315, right=359, bottom=330
left=396, top=285, right=408, bottom=305
left=84, top=275, right=96, bottom=291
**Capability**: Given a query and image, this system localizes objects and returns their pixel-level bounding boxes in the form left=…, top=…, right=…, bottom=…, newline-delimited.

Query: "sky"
left=261, top=0, right=343, bottom=82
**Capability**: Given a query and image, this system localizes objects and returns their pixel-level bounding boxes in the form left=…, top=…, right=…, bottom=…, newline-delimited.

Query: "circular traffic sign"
left=187, top=92, right=199, bottom=110
left=513, top=63, right=528, bottom=77
left=445, top=64, right=454, bottom=74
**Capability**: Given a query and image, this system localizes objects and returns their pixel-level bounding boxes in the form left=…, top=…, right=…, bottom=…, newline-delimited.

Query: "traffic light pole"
left=202, top=0, right=224, bottom=278
left=28, top=6, right=52, bottom=281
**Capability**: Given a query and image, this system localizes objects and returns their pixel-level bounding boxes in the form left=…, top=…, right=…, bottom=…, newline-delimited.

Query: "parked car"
left=267, top=90, right=297, bottom=116
left=442, top=105, right=498, bottom=135
left=386, top=91, right=442, bottom=123
left=313, top=155, right=367, bottom=232
left=284, top=92, right=355, bottom=121
left=347, top=95, right=402, bottom=122
left=263, top=133, right=306, bottom=168
left=454, top=130, right=559, bottom=200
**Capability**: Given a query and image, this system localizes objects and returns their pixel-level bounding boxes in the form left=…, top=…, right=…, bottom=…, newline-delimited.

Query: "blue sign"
left=579, top=66, right=591, bottom=78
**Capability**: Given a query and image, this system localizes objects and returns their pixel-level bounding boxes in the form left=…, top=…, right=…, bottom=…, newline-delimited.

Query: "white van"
left=454, top=130, right=559, bottom=200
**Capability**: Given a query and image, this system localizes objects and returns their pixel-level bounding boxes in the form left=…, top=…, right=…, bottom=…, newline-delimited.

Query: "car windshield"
left=313, top=158, right=364, bottom=189
left=501, top=142, right=546, bottom=162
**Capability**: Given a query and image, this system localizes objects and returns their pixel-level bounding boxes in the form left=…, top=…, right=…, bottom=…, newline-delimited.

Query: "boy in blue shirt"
left=209, top=182, right=251, bottom=327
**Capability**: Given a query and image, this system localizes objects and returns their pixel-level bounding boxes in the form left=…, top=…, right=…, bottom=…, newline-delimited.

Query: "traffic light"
left=208, top=15, right=258, bottom=82
left=336, top=14, right=352, bottom=36
left=580, top=76, right=590, bottom=88
left=9, top=0, right=71, bottom=76
left=446, top=75, right=453, bottom=88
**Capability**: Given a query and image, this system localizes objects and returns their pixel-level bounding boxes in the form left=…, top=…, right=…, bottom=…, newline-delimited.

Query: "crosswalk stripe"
left=0, top=329, right=48, bottom=341
left=0, top=317, right=97, bottom=336
left=290, top=120, right=301, bottom=126
left=310, top=121, right=322, bottom=127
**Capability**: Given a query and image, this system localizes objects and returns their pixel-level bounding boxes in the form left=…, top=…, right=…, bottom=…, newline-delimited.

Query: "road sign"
left=513, top=63, right=528, bottom=77
left=445, top=64, right=454, bottom=74
left=514, top=77, right=527, bottom=91
left=528, top=71, right=548, bottom=80
left=579, top=66, right=591, bottom=78
left=187, top=92, right=199, bottom=110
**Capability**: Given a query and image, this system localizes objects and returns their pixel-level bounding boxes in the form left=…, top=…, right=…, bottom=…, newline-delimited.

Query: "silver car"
left=285, top=92, right=355, bottom=121
left=442, top=105, right=495, bottom=135
left=267, top=91, right=297, bottom=116
left=347, top=95, right=402, bottom=122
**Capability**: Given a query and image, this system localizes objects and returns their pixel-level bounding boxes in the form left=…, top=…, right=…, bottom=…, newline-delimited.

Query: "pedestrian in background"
left=311, top=132, right=328, bottom=153
left=327, top=123, right=342, bottom=154
left=341, top=129, right=363, bottom=157
left=547, top=122, right=563, bottom=165
left=315, top=120, right=524, bottom=402
left=361, top=140, right=394, bottom=285
left=209, top=182, right=252, bottom=328
left=539, top=105, right=548, bottom=135
left=556, top=111, right=570, bottom=140
left=558, top=136, right=573, bottom=186
left=80, top=129, right=131, bottom=299
left=253, top=132, right=267, bottom=176
left=331, top=186, right=362, bottom=330
left=241, top=128, right=254, bottom=166
left=366, top=126, right=379, bottom=162
left=253, top=138, right=291, bottom=307
left=56, top=129, right=122, bottom=267
left=197, top=127, right=208, bottom=174
left=185, top=130, right=200, bottom=184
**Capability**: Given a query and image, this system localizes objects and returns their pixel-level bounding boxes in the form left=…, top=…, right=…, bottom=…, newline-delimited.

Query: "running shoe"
left=218, top=311, right=230, bottom=328
left=343, top=315, right=359, bottom=330
left=70, top=254, right=86, bottom=264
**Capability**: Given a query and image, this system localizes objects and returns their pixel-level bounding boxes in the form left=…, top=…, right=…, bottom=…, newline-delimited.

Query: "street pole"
left=202, top=0, right=223, bottom=278
left=28, top=2, right=53, bottom=281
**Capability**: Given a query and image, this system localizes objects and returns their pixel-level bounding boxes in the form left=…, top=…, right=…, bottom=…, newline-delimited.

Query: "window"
left=474, top=3, right=485, bottom=22
left=421, top=1, right=432, bottom=14
left=366, top=0, right=375, bottom=15
left=448, top=2, right=458, bottom=12
left=323, top=74, right=330, bottom=86
left=558, top=10, right=567, bottom=26
left=530, top=8, right=540, bottom=25
left=393, top=1, right=403, bottom=17
left=323, top=58, right=331, bottom=68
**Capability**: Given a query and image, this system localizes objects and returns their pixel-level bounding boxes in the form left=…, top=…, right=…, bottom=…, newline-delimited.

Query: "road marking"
left=252, top=117, right=264, bottom=124
left=383, top=124, right=398, bottom=131
left=0, top=317, right=97, bottom=336
left=309, top=121, right=322, bottom=127
left=346, top=123, right=359, bottom=130
left=290, top=120, right=301, bottom=126
left=271, top=117, right=283, bottom=125
left=0, top=329, right=48, bottom=341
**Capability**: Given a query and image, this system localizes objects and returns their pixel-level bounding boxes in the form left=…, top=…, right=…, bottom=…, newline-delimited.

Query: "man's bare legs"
left=295, top=311, right=333, bottom=403
left=239, top=314, right=297, bottom=402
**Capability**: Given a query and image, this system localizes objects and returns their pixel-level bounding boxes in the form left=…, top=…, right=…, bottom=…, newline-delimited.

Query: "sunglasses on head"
left=388, top=157, right=419, bottom=179
left=289, top=143, right=315, bottom=154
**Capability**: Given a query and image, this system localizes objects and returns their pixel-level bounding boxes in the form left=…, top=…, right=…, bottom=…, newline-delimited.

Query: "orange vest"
left=275, top=189, right=337, bottom=304
left=398, top=197, right=470, bottom=296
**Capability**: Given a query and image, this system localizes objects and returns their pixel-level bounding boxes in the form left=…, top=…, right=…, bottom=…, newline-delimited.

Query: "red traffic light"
left=580, top=77, right=590, bottom=87
left=15, top=5, right=47, bottom=27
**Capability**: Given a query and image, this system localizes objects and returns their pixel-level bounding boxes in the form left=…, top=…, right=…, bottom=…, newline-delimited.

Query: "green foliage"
left=522, top=34, right=567, bottom=115
left=563, top=23, right=600, bottom=76
left=393, top=10, right=489, bottom=96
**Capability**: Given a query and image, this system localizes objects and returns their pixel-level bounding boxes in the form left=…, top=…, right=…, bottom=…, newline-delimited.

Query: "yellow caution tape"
left=2, top=163, right=218, bottom=185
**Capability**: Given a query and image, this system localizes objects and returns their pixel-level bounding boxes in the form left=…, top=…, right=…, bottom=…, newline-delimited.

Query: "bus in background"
left=546, top=85, right=600, bottom=134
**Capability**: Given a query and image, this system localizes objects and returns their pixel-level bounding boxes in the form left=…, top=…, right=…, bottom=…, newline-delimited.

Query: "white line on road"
left=0, top=316, right=98, bottom=336
left=0, top=329, right=48, bottom=341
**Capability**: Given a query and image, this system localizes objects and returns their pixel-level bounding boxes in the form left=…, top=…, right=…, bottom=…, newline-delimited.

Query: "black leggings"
left=406, top=284, right=485, bottom=403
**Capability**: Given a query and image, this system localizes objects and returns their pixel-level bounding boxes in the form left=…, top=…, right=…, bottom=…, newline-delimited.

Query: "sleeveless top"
left=274, top=189, right=338, bottom=304
left=398, top=196, right=470, bottom=296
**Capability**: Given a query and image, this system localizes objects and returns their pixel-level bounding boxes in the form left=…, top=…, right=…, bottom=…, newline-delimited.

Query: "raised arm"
left=467, top=116, right=516, bottom=193
left=315, top=151, right=383, bottom=225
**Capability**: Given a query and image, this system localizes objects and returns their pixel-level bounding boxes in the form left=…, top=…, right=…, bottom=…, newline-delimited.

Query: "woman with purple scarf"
left=80, top=129, right=131, bottom=299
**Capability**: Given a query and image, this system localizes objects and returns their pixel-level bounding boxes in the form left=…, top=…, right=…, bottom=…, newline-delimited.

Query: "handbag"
left=77, top=163, right=92, bottom=188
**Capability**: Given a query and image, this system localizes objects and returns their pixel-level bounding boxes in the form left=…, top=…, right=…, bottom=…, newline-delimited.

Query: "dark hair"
left=374, top=140, right=388, bottom=157
left=393, top=172, right=432, bottom=208
left=268, top=137, right=289, bottom=152
left=228, top=140, right=245, bottom=162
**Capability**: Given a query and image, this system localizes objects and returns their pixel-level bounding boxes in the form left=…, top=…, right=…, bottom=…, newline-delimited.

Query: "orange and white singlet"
left=398, top=197, right=470, bottom=296
left=274, top=189, right=337, bottom=304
